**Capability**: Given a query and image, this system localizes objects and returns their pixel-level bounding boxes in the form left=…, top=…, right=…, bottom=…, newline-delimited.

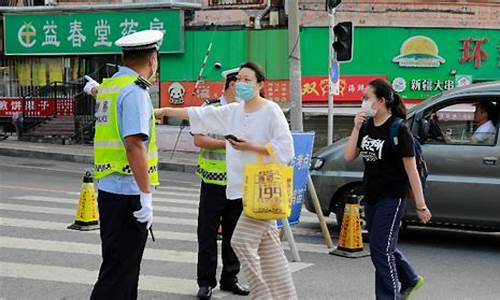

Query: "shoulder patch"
left=204, top=98, right=221, bottom=106
left=134, top=76, right=152, bottom=90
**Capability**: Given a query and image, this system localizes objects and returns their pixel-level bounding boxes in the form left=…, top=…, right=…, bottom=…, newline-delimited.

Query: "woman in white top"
left=156, top=62, right=297, bottom=299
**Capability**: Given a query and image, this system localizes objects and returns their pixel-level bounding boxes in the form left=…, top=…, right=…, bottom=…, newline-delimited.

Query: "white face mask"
left=361, top=100, right=377, bottom=117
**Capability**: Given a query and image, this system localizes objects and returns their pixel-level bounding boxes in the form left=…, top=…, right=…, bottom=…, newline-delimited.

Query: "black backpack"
left=389, top=118, right=429, bottom=193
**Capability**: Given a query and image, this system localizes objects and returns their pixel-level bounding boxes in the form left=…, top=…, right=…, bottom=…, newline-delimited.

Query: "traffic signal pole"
left=285, top=0, right=302, bottom=262
left=327, top=8, right=335, bottom=145
left=288, top=0, right=303, bottom=132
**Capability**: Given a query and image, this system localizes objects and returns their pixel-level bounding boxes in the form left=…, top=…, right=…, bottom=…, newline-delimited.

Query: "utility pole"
left=288, top=0, right=303, bottom=131
left=327, top=8, right=335, bottom=145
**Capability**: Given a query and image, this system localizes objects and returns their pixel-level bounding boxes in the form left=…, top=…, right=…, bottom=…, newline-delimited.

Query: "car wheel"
left=334, top=186, right=367, bottom=234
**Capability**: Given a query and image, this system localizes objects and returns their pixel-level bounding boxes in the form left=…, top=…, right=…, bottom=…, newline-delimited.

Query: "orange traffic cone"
left=67, top=171, right=99, bottom=231
left=330, top=194, right=369, bottom=258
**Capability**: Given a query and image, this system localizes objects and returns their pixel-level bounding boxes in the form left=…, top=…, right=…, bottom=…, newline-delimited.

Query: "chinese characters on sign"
left=265, top=81, right=289, bottom=103
left=409, top=79, right=454, bottom=92
left=5, top=11, right=183, bottom=55
left=301, top=75, right=387, bottom=103
left=460, top=37, right=488, bottom=69
left=120, top=19, right=139, bottom=36
left=0, top=98, right=67, bottom=117
left=67, top=20, right=86, bottom=48
left=160, top=76, right=388, bottom=108
left=42, top=20, right=60, bottom=47
left=94, top=20, right=112, bottom=47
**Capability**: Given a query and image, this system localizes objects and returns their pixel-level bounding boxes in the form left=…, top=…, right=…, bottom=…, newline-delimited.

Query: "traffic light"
left=326, top=0, right=342, bottom=10
left=333, top=21, right=353, bottom=62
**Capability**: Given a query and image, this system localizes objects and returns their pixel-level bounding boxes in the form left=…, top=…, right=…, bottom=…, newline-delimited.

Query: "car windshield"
left=408, top=93, right=443, bottom=115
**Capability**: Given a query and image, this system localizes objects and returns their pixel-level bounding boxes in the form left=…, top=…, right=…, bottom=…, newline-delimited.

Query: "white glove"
left=133, top=192, right=153, bottom=229
left=83, top=75, right=99, bottom=96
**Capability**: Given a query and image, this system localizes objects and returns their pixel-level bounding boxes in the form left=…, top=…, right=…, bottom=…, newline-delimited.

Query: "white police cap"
left=115, top=30, right=164, bottom=51
left=221, top=67, right=239, bottom=79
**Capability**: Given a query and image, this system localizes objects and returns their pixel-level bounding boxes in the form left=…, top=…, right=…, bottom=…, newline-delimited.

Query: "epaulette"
left=135, top=76, right=152, bottom=90
left=204, top=98, right=221, bottom=106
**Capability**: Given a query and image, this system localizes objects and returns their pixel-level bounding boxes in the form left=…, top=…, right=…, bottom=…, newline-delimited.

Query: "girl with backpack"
left=344, top=79, right=432, bottom=300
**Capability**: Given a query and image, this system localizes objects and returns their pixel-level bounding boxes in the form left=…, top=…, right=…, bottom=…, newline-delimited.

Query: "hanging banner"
left=4, top=10, right=183, bottom=55
left=277, top=132, right=315, bottom=227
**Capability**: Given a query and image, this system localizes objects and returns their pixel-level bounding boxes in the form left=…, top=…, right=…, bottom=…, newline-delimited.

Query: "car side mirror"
left=417, top=118, right=429, bottom=143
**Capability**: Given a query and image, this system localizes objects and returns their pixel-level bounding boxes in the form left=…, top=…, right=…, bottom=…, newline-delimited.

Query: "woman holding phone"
left=156, top=62, right=297, bottom=299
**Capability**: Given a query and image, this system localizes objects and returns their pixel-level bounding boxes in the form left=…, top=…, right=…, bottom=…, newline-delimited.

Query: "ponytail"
left=390, top=92, right=406, bottom=119
left=368, top=79, right=407, bottom=119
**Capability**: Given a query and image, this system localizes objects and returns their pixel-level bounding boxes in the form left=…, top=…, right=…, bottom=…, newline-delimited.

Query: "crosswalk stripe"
left=156, top=186, right=200, bottom=193
left=0, top=236, right=313, bottom=273
left=0, top=260, right=312, bottom=297
left=154, top=190, right=199, bottom=199
left=0, top=262, right=230, bottom=298
left=10, top=195, right=334, bottom=226
left=0, top=203, right=197, bottom=226
left=0, top=217, right=330, bottom=254
left=0, top=236, right=198, bottom=264
left=10, top=195, right=200, bottom=215
left=0, top=203, right=327, bottom=238
left=13, top=195, right=199, bottom=206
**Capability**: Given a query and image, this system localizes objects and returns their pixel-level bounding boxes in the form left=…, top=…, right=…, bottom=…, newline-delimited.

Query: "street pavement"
left=1, top=156, right=500, bottom=300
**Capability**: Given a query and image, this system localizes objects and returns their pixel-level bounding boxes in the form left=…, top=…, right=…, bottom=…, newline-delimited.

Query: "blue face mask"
left=235, top=82, right=256, bottom=102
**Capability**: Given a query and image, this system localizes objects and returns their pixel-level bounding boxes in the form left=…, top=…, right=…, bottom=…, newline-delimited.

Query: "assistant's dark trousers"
left=366, top=197, right=419, bottom=300
left=90, top=190, right=148, bottom=300
left=197, top=181, right=243, bottom=288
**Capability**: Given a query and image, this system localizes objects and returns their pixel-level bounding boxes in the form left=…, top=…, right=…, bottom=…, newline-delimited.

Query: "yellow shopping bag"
left=243, top=146, right=293, bottom=220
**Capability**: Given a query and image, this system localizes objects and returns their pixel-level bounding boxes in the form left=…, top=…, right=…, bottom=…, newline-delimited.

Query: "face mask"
left=235, top=82, right=256, bottom=102
left=361, top=100, right=377, bottom=117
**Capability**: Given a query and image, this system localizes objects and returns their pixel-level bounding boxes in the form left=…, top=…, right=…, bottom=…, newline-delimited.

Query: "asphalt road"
left=1, top=156, right=499, bottom=300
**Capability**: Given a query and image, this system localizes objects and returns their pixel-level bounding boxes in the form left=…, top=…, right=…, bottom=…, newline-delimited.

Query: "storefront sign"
left=4, top=10, right=183, bottom=55
left=459, top=37, right=488, bottom=69
left=393, top=36, right=446, bottom=68
left=302, top=75, right=386, bottom=103
left=0, top=97, right=73, bottom=117
left=455, top=75, right=472, bottom=88
left=160, top=75, right=386, bottom=107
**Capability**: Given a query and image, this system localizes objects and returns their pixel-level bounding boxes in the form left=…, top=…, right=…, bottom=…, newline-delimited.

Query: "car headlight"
left=310, top=157, right=325, bottom=170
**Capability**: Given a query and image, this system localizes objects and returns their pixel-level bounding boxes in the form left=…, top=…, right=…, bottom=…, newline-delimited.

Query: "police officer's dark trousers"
left=90, top=190, right=148, bottom=300
left=197, top=181, right=243, bottom=288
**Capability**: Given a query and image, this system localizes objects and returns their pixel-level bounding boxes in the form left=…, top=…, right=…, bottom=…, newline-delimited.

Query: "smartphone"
left=224, top=134, right=242, bottom=142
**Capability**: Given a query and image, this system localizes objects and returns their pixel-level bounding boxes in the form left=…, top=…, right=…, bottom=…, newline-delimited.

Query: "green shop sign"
left=4, top=10, right=183, bottom=55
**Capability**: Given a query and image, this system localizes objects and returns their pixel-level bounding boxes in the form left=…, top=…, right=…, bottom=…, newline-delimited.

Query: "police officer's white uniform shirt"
left=188, top=101, right=294, bottom=200
left=97, top=66, right=153, bottom=195
left=472, top=120, right=496, bottom=144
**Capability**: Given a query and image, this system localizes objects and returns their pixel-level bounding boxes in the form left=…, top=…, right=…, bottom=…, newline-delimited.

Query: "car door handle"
left=483, top=157, right=497, bottom=166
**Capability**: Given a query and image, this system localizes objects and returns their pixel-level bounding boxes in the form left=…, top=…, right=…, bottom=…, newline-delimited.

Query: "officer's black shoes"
left=197, top=286, right=212, bottom=299
left=220, top=282, right=250, bottom=296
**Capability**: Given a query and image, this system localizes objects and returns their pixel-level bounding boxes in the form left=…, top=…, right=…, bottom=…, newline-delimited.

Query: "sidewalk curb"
left=0, top=147, right=197, bottom=174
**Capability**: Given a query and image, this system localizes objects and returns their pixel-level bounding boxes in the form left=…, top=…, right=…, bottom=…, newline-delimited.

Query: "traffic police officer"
left=88, top=30, right=162, bottom=300
left=193, top=68, right=250, bottom=299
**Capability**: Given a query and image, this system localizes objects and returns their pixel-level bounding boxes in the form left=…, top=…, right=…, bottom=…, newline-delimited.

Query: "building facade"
left=1, top=0, right=499, bottom=119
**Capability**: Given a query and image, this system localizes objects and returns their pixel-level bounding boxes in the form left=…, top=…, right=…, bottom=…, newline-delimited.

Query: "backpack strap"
left=389, top=117, right=404, bottom=150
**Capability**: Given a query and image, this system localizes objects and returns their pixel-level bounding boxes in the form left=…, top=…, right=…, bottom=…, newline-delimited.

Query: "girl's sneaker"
left=401, top=276, right=425, bottom=300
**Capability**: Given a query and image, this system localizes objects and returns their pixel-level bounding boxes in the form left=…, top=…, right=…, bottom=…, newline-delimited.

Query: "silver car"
left=306, top=81, right=500, bottom=230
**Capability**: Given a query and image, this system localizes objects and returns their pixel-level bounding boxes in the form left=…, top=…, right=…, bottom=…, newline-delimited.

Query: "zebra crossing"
left=0, top=183, right=334, bottom=299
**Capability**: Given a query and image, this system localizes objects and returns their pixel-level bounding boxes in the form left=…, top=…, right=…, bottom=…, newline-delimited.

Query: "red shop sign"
left=301, top=75, right=387, bottom=103
left=0, top=97, right=74, bottom=117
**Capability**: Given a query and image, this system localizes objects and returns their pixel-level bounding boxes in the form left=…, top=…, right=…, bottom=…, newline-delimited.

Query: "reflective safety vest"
left=196, top=99, right=227, bottom=186
left=93, top=74, right=159, bottom=186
